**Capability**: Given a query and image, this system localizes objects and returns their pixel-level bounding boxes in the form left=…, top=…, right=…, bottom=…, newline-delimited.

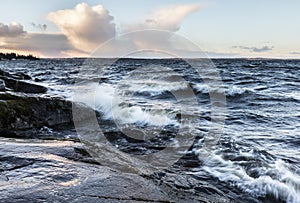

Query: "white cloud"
left=145, top=4, right=201, bottom=31
left=47, top=3, right=115, bottom=52
left=125, top=4, right=201, bottom=32
left=121, top=4, right=201, bottom=51
left=0, top=22, right=26, bottom=37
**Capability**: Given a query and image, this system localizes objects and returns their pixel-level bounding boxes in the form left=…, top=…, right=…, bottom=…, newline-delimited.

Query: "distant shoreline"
left=0, top=52, right=39, bottom=60
left=37, top=57, right=300, bottom=61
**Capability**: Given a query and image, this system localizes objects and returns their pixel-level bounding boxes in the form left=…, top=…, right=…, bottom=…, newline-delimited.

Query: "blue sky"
left=0, top=0, right=299, bottom=58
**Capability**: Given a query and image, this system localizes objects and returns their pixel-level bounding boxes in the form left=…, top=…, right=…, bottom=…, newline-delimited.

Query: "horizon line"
left=39, top=56, right=300, bottom=60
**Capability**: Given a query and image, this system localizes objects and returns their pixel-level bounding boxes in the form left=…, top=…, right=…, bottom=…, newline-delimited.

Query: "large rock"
left=0, top=138, right=233, bottom=203
left=3, top=78, right=47, bottom=93
left=0, top=69, right=47, bottom=93
left=0, top=93, right=72, bottom=129
left=0, top=92, right=94, bottom=138
left=0, top=70, right=32, bottom=80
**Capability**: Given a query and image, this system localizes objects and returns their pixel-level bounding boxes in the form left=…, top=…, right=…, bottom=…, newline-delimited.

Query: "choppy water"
left=0, top=58, right=299, bottom=203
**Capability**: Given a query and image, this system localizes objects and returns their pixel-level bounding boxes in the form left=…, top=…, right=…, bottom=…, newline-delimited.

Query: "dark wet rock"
left=0, top=138, right=233, bottom=203
left=0, top=92, right=95, bottom=138
left=0, top=93, right=72, bottom=129
left=34, top=78, right=42, bottom=82
left=0, top=69, right=46, bottom=93
left=0, top=70, right=32, bottom=80
left=12, top=72, right=32, bottom=80
left=2, top=77, right=47, bottom=93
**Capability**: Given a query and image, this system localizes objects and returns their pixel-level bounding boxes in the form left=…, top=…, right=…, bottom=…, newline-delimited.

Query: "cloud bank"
left=289, top=51, right=300, bottom=55
left=47, top=3, right=115, bottom=52
left=0, top=32, right=85, bottom=57
left=0, top=22, right=26, bottom=37
left=233, top=45, right=274, bottom=53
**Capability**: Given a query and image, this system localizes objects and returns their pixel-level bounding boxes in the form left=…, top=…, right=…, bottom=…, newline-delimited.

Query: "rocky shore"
left=0, top=69, right=233, bottom=203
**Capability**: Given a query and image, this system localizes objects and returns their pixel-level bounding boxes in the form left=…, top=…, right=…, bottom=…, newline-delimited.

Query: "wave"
left=281, top=92, right=300, bottom=101
left=193, top=83, right=252, bottom=97
left=124, top=79, right=189, bottom=96
left=256, top=92, right=300, bottom=102
left=73, top=83, right=178, bottom=126
left=194, top=150, right=300, bottom=203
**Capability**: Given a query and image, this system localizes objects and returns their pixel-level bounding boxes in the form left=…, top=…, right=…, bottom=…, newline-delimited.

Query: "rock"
left=0, top=92, right=94, bottom=138
left=2, top=78, right=47, bottom=93
left=0, top=79, right=5, bottom=91
left=0, top=138, right=233, bottom=203
left=0, top=69, right=46, bottom=93
left=0, top=93, right=71, bottom=130
left=12, top=72, right=32, bottom=80
left=0, top=70, right=32, bottom=80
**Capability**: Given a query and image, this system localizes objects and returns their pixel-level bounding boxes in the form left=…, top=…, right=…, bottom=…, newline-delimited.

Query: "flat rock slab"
left=0, top=138, right=232, bottom=203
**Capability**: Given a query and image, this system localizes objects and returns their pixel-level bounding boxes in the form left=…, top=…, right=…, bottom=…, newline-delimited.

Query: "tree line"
left=0, top=52, right=39, bottom=60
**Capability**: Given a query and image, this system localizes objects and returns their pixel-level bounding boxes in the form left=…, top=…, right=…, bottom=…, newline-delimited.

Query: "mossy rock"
left=0, top=93, right=73, bottom=130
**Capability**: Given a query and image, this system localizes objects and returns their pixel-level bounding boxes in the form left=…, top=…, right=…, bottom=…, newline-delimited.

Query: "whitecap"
left=73, top=83, right=178, bottom=126
left=194, top=149, right=300, bottom=203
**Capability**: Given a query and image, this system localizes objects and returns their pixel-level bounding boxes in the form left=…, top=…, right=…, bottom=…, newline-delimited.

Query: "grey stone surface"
left=0, top=138, right=232, bottom=203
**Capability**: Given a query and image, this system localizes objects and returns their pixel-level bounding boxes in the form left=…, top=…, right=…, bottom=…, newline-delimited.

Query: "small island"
left=0, top=52, right=39, bottom=60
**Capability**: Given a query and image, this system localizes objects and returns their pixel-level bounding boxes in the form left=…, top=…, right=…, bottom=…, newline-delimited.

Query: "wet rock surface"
left=0, top=92, right=73, bottom=137
left=0, top=69, right=47, bottom=93
left=0, top=92, right=96, bottom=139
left=0, top=138, right=233, bottom=203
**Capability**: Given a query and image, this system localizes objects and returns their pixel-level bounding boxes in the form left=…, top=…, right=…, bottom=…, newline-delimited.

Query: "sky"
left=0, top=0, right=300, bottom=58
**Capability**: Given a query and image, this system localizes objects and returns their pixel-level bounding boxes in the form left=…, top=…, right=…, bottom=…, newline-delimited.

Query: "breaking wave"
left=193, top=83, right=252, bottom=97
left=194, top=150, right=300, bottom=203
left=73, top=83, right=178, bottom=126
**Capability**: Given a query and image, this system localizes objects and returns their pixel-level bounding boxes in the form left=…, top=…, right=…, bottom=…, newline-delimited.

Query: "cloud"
left=0, top=22, right=26, bottom=37
left=91, top=30, right=210, bottom=59
left=289, top=51, right=300, bottom=55
left=124, top=4, right=201, bottom=32
left=143, top=4, right=201, bottom=31
left=121, top=4, right=201, bottom=51
left=47, top=3, right=115, bottom=52
left=0, top=32, right=86, bottom=57
left=0, top=3, right=202, bottom=58
left=233, top=45, right=273, bottom=52
left=31, top=23, right=47, bottom=31
left=0, top=21, right=83, bottom=57
left=206, top=51, right=240, bottom=58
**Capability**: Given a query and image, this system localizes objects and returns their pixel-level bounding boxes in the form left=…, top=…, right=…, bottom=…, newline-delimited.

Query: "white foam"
left=124, top=79, right=189, bottom=96
left=283, top=92, right=300, bottom=101
left=194, top=150, right=300, bottom=203
left=73, top=83, right=178, bottom=126
left=193, top=83, right=251, bottom=96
